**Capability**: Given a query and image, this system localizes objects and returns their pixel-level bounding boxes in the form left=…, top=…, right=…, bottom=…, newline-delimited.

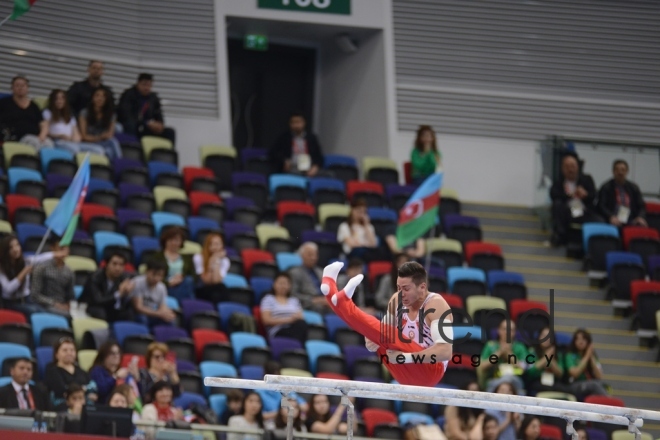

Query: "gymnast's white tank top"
left=399, top=292, right=450, bottom=369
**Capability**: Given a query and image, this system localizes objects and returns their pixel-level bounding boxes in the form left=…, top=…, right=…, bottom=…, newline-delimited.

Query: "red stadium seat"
left=346, top=180, right=384, bottom=206
left=240, top=249, right=275, bottom=278
left=6, top=194, right=41, bottom=224
left=361, top=408, right=398, bottom=437
left=276, top=201, right=315, bottom=224
left=646, top=202, right=660, bottom=233
left=464, top=241, right=505, bottom=272
left=121, top=354, right=147, bottom=369
left=630, top=280, right=660, bottom=311
left=182, top=167, right=215, bottom=193
left=0, top=309, right=27, bottom=326
left=440, top=293, right=464, bottom=309
left=403, top=161, right=412, bottom=185
left=509, top=299, right=548, bottom=321
left=464, top=242, right=503, bottom=264
left=540, top=424, right=563, bottom=440
left=189, top=191, right=222, bottom=216
left=316, top=372, right=350, bottom=380
left=81, top=203, right=115, bottom=230
left=622, top=226, right=659, bottom=250
left=192, top=329, right=228, bottom=361
left=368, top=261, right=392, bottom=291
left=584, top=395, right=624, bottom=407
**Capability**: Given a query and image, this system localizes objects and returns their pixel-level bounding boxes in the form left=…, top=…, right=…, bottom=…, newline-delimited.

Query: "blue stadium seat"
left=30, top=313, right=69, bottom=347
left=269, top=174, right=307, bottom=197
left=367, top=207, right=398, bottom=222
left=583, top=223, right=619, bottom=252
left=166, top=296, right=180, bottom=311
left=200, top=361, right=237, bottom=396
left=447, top=267, right=486, bottom=291
left=112, top=321, right=150, bottom=347
left=35, top=346, right=53, bottom=381
left=223, top=273, right=248, bottom=289
left=15, top=223, right=48, bottom=246
left=399, top=412, right=435, bottom=426
left=148, top=161, right=179, bottom=186
left=239, top=365, right=264, bottom=380
left=324, top=314, right=349, bottom=340
left=250, top=277, right=273, bottom=302
left=131, top=236, right=160, bottom=266
left=276, top=252, right=302, bottom=272
left=305, top=340, right=341, bottom=374
left=8, top=167, right=42, bottom=192
left=173, top=392, right=207, bottom=410
left=93, top=231, right=130, bottom=262
left=187, top=216, right=220, bottom=242
left=0, top=343, right=32, bottom=373
left=229, top=333, right=267, bottom=366
left=217, top=302, right=251, bottom=330
left=40, top=149, right=74, bottom=175
left=209, top=394, right=227, bottom=418
left=86, top=178, right=115, bottom=202
left=303, top=310, right=324, bottom=325
left=151, top=211, right=186, bottom=237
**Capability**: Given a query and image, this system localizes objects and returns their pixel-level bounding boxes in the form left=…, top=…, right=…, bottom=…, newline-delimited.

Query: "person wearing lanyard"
left=268, top=111, right=324, bottom=176
left=597, top=159, right=647, bottom=227
left=0, top=357, right=50, bottom=411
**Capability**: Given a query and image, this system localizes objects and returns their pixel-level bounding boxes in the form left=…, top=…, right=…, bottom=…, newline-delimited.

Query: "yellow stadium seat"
left=466, top=296, right=507, bottom=318
left=611, top=431, right=653, bottom=440
left=363, top=156, right=398, bottom=176
left=256, top=224, right=290, bottom=249
left=72, top=317, right=108, bottom=348
left=65, top=256, right=98, bottom=273
left=181, top=240, right=202, bottom=256
left=141, top=136, right=173, bottom=159
left=0, top=220, right=12, bottom=235
left=442, top=188, right=459, bottom=200
left=199, top=145, right=236, bottom=164
left=32, top=96, right=48, bottom=110
left=535, top=391, right=577, bottom=402
left=153, top=186, right=188, bottom=211
left=426, top=238, right=462, bottom=254
left=76, top=152, right=109, bottom=166
left=43, top=198, right=60, bottom=217
left=280, top=368, right=313, bottom=378
left=77, top=350, right=97, bottom=372
left=318, top=203, right=351, bottom=229
left=3, top=142, right=36, bottom=166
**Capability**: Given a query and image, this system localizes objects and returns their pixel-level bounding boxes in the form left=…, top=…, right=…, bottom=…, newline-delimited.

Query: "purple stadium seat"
left=385, top=183, right=416, bottom=199
left=343, top=345, right=375, bottom=371
left=222, top=221, right=255, bottom=243
left=176, top=360, right=199, bottom=373
left=46, top=174, right=72, bottom=196
left=115, top=133, right=140, bottom=145
left=239, top=365, right=264, bottom=380
left=585, top=429, right=607, bottom=440
left=301, top=231, right=336, bottom=243
left=240, top=148, right=267, bottom=164
left=223, top=196, right=256, bottom=219
left=119, top=183, right=151, bottom=205
left=113, top=158, right=144, bottom=178
left=173, top=392, right=206, bottom=410
left=648, top=255, right=660, bottom=277
left=443, top=214, right=480, bottom=234
left=153, top=325, right=189, bottom=343
left=269, top=337, right=303, bottom=360
left=181, top=299, right=215, bottom=322
left=116, top=208, right=150, bottom=229
left=231, top=172, right=268, bottom=192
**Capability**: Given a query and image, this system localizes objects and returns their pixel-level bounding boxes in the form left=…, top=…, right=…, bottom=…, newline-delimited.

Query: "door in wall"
left=228, top=38, right=316, bottom=151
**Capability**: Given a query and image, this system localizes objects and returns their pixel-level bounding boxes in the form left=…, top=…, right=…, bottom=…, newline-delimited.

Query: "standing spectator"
left=550, top=154, right=600, bottom=246
left=305, top=394, right=352, bottom=435
left=518, top=416, right=541, bottom=440
left=485, top=381, right=522, bottom=440
left=260, top=273, right=307, bottom=345
left=410, top=125, right=441, bottom=184
left=83, top=252, right=135, bottom=323
left=0, top=357, right=50, bottom=410
left=444, top=382, right=485, bottom=440
left=289, top=242, right=329, bottom=314
left=137, top=342, right=181, bottom=404
left=140, top=381, right=184, bottom=423
left=30, top=239, right=74, bottom=317
left=597, top=159, right=647, bottom=227
left=152, top=227, right=196, bottom=301
left=0, top=234, right=61, bottom=316
left=0, top=75, right=53, bottom=150
left=131, top=259, right=177, bottom=327
left=43, top=89, right=105, bottom=155
left=117, top=73, right=176, bottom=145
left=79, top=88, right=122, bottom=160
left=67, top=60, right=114, bottom=117
left=44, top=337, right=94, bottom=408
left=227, top=391, right=266, bottom=440
left=269, top=111, right=323, bottom=176
left=193, top=232, right=229, bottom=304
left=337, top=199, right=385, bottom=262
left=564, top=329, right=608, bottom=400
left=478, top=319, right=529, bottom=392
left=89, top=341, right=139, bottom=404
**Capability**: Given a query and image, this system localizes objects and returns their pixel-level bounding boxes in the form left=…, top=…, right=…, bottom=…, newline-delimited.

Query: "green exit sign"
left=245, top=34, right=269, bottom=51
left=258, top=0, right=351, bottom=15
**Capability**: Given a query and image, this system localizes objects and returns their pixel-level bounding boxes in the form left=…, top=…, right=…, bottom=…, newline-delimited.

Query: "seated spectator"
left=275, top=398, right=305, bottom=433
left=112, top=383, right=142, bottom=421
left=259, top=361, right=308, bottom=423
left=444, top=382, right=485, bottom=440
left=227, top=391, right=265, bottom=440
left=597, top=159, right=647, bottom=227
left=477, top=319, right=529, bottom=392
left=337, top=258, right=370, bottom=310
left=268, top=111, right=323, bottom=176
left=117, top=73, right=176, bottom=145
left=524, top=327, right=567, bottom=395
left=518, top=416, right=541, bottom=440
left=89, top=341, right=139, bottom=404
left=0, top=234, right=61, bottom=316
left=375, top=253, right=410, bottom=312
left=306, top=394, right=352, bottom=435
left=67, top=60, right=114, bottom=117
left=45, top=337, right=94, bottom=408
left=550, top=154, right=600, bottom=246
left=78, top=88, right=122, bottom=160
left=30, top=238, right=74, bottom=317
left=576, top=426, right=590, bottom=440
left=193, top=232, right=229, bottom=304
left=0, top=357, right=50, bottom=410
left=485, top=381, right=522, bottom=440
left=337, top=199, right=388, bottom=262
left=138, top=342, right=181, bottom=404
left=43, top=89, right=105, bottom=155
left=564, top=328, right=608, bottom=400
left=140, top=381, right=184, bottom=423
left=83, top=252, right=135, bottom=323
left=260, top=272, right=307, bottom=345
left=384, top=232, right=426, bottom=261
left=482, top=414, right=499, bottom=440
left=289, top=242, right=330, bottom=314
left=410, top=125, right=441, bottom=185
left=131, top=259, right=177, bottom=328
left=221, top=389, right=245, bottom=425
left=63, top=383, right=85, bottom=416
left=152, top=227, right=196, bottom=301
left=0, top=75, right=53, bottom=150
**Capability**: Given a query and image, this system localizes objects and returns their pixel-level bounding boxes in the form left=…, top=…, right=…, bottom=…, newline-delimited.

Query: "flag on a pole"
left=396, top=172, right=443, bottom=248
left=45, top=154, right=90, bottom=246
left=10, top=0, right=38, bottom=20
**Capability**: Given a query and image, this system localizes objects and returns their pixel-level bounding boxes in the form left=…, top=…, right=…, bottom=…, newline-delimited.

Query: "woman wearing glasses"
left=45, top=338, right=96, bottom=408
left=89, top=341, right=139, bottom=404
left=137, top=342, right=181, bottom=404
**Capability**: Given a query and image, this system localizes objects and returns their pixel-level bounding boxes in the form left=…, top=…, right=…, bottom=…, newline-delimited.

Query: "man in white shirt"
left=0, top=357, right=50, bottom=411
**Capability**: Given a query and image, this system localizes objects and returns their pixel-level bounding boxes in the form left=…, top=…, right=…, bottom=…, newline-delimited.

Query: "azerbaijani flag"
left=396, top=172, right=443, bottom=248
left=10, top=0, right=37, bottom=21
left=45, top=154, right=90, bottom=246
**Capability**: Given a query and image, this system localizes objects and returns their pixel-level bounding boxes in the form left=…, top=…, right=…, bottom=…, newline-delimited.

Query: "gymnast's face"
left=396, top=276, right=426, bottom=309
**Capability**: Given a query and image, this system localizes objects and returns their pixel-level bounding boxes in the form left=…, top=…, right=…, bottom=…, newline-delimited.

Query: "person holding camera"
left=337, top=199, right=388, bottom=262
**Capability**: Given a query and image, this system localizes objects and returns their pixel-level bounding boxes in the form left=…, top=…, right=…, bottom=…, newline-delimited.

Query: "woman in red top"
left=140, top=381, right=184, bottom=423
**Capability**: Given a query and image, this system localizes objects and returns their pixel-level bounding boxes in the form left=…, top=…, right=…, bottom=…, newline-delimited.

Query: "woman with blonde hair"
left=137, top=342, right=181, bottom=403
left=193, top=232, right=230, bottom=304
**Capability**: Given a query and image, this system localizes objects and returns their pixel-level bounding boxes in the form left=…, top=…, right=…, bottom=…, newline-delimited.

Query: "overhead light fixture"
left=12, top=50, right=28, bottom=56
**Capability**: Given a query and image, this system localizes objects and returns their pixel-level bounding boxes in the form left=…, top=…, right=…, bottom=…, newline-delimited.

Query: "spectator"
left=78, top=87, right=122, bottom=160
left=138, top=342, right=181, bottom=404
left=524, top=327, right=566, bottom=395
left=89, top=341, right=139, bottom=404
left=83, top=252, right=135, bottom=323
left=485, top=381, right=522, bottom=440
left=0, top=75, right=53, bottom=150
left=306, top=394, right=352, bottom=435
left=275, top=398, right=305, bottom=433
left=482, top=414, right=499, bottom=440
left=259, top=361, right=308, bottom=423
left=0, top=234, right=62, bottom=315
left=564, top=328, right=608, bottom=400
left=478, top=319, right=529, bottom=392
left=337, top=258, right=369, bottom=309
left=221, top=389, right=245, bottom=425
left=67, top=60, right=113, bottom=117
left=549, top=154, right=600, bottom=246
left=410, top=125, right=441, bottom=184
left=375, top=253, right=410, bottom=312
left=131, top=259, right=177, bottom=327
left=227, top=391, right=265, bottom=440
left=597, top=159, right=647, bottom=227
left=337, top=198, right=386, bottom=262
left=193, top=232, right=230, bottom=304
left=43, top=89, right=105, bottom=155
left=140, top=381, right=184, bottom=423
left=444, top=382, right=485, bottom=440
left=518, top=416, right=541, bottom=440
left=0, top=357, right=50, bottom=410
left=152, top=227, right=196, bottom=301
left=384, top=232, right=426, bottom=261
left=63, top=383, right=85, bottom=416
left=30, top=238, right=74, bottom=317
left=269, top=111, right=323, bottom=176
left=45, top=337, right=94, bottom=408
left=289, top=242, right=329, bottom=314
left=576, top=427, right=590, bottom=440
left=117, top=73, right=176, bottom=145
left=260, top=272, right=307, bottom=345
left=112, top=383, right=142, bottom=419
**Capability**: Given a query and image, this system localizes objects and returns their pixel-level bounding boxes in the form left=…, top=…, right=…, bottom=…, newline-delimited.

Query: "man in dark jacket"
left=549, top=154, right=600, bottom=246
left=82, top=252, right=135, bottom=323
left=0, top=357, right=50, bottom=411
left=597, top=159, right=647, bottom=227
left=117, top=73, right=176, bottom=145
left=67, top=60, right=114, bottom=116
left=268, top=112, right=323, bottom=176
